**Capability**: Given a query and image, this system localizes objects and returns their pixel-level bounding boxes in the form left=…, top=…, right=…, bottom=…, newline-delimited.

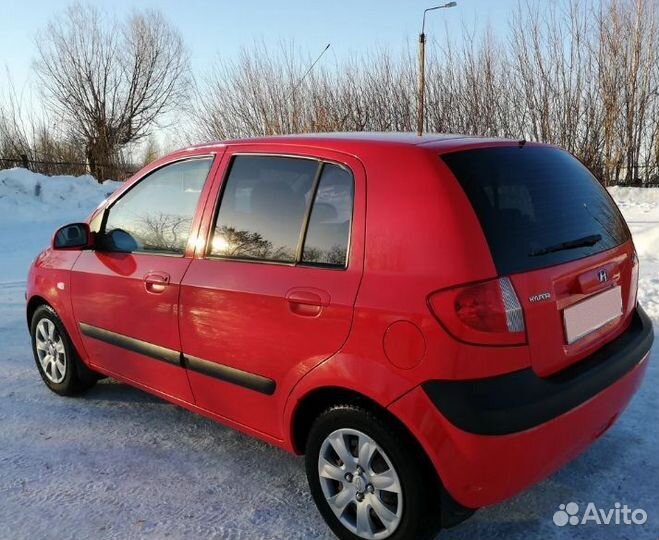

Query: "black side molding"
left=422, top=306, right=654, bottom=436
left=78, top=322, right=276, bottom=396
left=79, top=322, right=181, bottom=366
left=183, top=354, right=276, bottom=396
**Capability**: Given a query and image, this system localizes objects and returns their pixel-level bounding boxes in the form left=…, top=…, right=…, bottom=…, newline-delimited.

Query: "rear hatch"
left=441, top=144, right=638, bottom=376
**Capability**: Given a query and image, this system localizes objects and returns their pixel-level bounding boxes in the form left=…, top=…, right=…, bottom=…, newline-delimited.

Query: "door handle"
left=286, top=288, right=330, bottom=316
left=144, top=271, right=170, bottom=293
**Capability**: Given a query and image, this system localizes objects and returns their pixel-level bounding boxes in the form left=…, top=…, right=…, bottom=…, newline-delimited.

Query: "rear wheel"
left=30, top=305, right=98, bottom=396
left=305, top=404, right=440, bottom=540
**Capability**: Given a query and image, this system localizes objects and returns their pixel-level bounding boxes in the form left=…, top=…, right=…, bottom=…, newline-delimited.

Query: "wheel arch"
left=26, top=293, right=94, bottom=372
left=291, top=386, right=383, bottom=455
left=289, top=384, right=433, bottom=469
left=289, top=384, right=476, bottom=527
left=26, top=295, right=51, bottom=328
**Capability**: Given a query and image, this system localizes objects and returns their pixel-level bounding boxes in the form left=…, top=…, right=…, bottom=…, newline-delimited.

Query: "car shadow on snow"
left=85, top=378, right=164, bottom=405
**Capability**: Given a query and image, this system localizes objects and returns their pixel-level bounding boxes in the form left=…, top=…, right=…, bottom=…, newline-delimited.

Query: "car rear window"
left=441, top=146, right=630, bottom=275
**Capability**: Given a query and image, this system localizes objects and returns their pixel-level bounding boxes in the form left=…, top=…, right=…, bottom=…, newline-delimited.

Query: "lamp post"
left=417, top=2, right=457, bottom=136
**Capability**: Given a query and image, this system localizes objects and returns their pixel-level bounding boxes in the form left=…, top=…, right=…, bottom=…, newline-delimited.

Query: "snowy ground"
left=0, top=168, right=657, bottom=539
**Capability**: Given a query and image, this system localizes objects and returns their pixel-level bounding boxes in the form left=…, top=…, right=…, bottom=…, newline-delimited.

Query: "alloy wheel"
left=34, top=318, right=67, bottom=384
left=317, top=428, right=403, bottom=539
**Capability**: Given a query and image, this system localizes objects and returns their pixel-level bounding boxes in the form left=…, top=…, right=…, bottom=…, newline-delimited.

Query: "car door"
left=179, top=146, right=366, bottom=438
left=70, top=156, right=217, bottom=402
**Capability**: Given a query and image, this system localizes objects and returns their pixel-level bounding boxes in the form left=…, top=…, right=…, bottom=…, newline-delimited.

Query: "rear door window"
left=209, top=156, right=354, bottom=267
left=441, top=146, right=630, bottom=275
left=210, top=155, right=318, bottom=263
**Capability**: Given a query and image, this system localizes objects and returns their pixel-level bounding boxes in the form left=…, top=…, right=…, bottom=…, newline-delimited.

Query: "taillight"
left=428, top=277, right=526, bottom=345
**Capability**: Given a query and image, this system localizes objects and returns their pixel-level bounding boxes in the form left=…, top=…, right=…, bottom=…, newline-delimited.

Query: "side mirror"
left=53, top=223, right=94, bottom=250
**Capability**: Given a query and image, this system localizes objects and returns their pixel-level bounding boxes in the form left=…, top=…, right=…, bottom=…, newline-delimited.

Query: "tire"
left=305, top=404, right=441, bottom=540
left=30, top=305, right=98, bottom=396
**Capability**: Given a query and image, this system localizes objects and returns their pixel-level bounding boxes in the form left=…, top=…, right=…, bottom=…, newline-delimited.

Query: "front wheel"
left=30, top=305, right=98, bottom=396
left=305, top=404, right=441, bottom=540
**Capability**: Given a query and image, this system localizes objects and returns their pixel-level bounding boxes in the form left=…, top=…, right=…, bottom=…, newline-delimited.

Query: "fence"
left=612, top=164, right=659, bottom=188
left=0, top=155, right=136, bottom=181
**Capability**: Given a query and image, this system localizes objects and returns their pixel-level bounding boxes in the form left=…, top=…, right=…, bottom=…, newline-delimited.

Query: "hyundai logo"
left=598, top=270, right=608, bottom=283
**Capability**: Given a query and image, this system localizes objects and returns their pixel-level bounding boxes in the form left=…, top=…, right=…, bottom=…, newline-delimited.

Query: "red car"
left=27, top=133, right=653, bottom=540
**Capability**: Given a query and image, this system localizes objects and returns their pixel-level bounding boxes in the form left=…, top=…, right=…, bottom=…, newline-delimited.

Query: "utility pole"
left=417, top=2, right=457, bottom=136
left=417, top=32, right=427, bottom=137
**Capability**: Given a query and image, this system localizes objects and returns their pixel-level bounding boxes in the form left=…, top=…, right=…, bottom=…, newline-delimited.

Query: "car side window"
left=102, top=158, right=213, bottom=255
left=301, top=164, right=354, bottom=267
left=210, top=156, right=319, bottom=262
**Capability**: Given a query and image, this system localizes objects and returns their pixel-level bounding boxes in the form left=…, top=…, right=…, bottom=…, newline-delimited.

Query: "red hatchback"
left=27, top=133, right=653, bottom=540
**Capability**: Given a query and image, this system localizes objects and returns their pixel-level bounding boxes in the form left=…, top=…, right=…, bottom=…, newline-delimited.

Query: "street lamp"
left=417, top=2, right=457, bottom=136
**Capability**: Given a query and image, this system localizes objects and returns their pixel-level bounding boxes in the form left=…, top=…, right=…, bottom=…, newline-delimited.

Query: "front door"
left=70, top=157, right=215, bottom=402
left=179, top=148, right=365, bottom=438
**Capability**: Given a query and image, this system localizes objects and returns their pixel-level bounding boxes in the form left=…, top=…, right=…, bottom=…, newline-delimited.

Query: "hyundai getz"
left=27, top=133, right=653, bottom=540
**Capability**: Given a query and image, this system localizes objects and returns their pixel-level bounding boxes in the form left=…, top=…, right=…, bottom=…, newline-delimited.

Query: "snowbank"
left=0, top=168, right=121, bottom=282
left=0, top=167, right=120, bottom=225
left=608, top=185, right=659, bottom=209
left=612, top=187, right=659, bottom=321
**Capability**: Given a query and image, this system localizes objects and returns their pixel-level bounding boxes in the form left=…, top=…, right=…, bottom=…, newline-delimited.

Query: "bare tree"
left=0, top=70, right=89, bottom=173
left=187, top=0, right=659, bottom=186
left=141, top=136, right=161, bottom=167
left=34, top=3, right=188, bottom=179
left=0, top=74, right=34, bottom=157
left=137, top=213, right=191, bottom=252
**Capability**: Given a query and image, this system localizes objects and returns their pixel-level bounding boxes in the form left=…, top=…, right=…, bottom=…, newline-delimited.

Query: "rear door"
left=178, top=147, right=365, bottom=439
left=442, top=145, right=637, bottom=376
left=70, top=156, right=216, bottom=400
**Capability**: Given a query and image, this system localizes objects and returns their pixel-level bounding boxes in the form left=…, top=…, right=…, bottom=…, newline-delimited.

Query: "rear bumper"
left=388, top=305, right=653, bottom=508
left=422, top=306, right=653, bottom=435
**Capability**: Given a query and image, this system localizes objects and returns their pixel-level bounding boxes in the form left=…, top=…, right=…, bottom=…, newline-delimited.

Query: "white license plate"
left=563, top=286, right=623, bottom=344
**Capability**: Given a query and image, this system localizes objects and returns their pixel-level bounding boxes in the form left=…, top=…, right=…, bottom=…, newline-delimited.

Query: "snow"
left=0, top=168, right=121, bottom=283
left=0, top=169, right=657, bottom=539
left=610, top=186, right=659, bottom=322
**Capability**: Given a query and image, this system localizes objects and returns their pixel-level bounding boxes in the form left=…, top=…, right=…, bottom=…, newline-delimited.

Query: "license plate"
left=563, top=286, right=623, bottom=344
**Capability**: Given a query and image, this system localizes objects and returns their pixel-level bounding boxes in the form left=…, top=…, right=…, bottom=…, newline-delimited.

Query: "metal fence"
left=0, top=155, right=136, bottom=181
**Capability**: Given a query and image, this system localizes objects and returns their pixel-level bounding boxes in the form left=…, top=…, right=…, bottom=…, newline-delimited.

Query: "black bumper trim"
left=422, top=306, right=654, bottom=435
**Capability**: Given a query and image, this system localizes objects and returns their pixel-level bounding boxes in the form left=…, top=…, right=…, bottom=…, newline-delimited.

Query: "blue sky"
left=1, top=0, right=521, bottom=151
left=1, top=0, right=518, bottom=96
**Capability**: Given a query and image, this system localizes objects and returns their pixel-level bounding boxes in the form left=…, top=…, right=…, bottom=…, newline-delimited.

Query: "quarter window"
left=302, top=164, right=353, bottom=267
left=102, top=158, right=212, bottom=254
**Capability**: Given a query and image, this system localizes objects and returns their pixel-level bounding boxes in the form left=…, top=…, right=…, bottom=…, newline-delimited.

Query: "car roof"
left=184, top=132, right=524, bottom=154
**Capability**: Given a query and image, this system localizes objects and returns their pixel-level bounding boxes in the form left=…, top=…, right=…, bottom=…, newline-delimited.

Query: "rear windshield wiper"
left=529, top=234, right=602, bottom=257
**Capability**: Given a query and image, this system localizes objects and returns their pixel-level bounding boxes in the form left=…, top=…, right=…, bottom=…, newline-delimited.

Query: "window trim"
left=205, top=153, right=355, bottom=270
left=295, top=162, right=325, bottom=262
left=97, top=155, right=215, bottom=257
